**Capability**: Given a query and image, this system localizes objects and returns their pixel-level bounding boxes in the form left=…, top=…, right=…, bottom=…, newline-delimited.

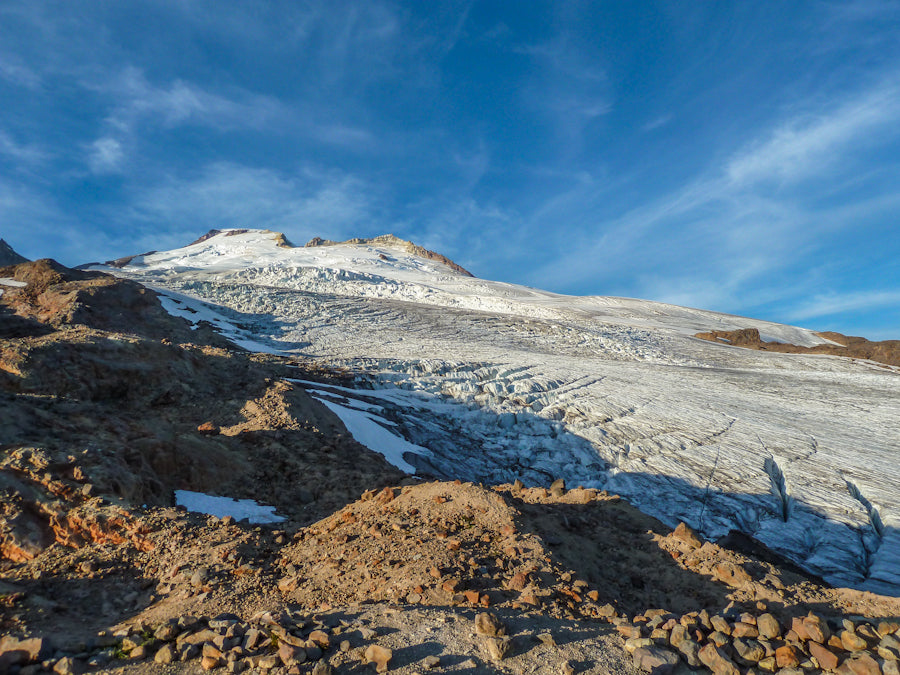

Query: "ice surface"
left=100, top=229, right=900, bottom=595
left=0, top=277, right=27, bottom=287
left=174, top=489, right=285, bottom=524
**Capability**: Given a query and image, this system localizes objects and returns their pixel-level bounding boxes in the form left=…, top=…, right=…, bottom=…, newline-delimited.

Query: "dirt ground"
left=2, top=260, right=899, bottom=675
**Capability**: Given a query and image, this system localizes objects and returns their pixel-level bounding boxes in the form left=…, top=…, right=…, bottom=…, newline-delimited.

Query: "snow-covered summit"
left=97, top=228, right=900, bottom=596
left=104, top=228, right=830, bottom=348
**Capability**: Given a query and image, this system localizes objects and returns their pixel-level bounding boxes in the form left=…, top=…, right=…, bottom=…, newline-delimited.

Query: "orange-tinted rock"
left=673, top=522, right=702, bottom=549
left=698, top=643, right=740, bottom=675
left=845, top=653, right=882, bottom=675
left=803, top=614, right=831, bottom=644
left=809, top=641, right=840, bottom=671
left=776, top=645, right=801, bottom=668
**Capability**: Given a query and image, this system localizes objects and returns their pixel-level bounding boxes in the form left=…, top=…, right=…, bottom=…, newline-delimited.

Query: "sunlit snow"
left=175, top=489, right=285, bottom=524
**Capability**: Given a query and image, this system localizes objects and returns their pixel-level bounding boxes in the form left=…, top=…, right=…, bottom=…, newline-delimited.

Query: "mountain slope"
left=96, top=229, right=900, bottom=596
left=0, top=238, right=28, bottom=266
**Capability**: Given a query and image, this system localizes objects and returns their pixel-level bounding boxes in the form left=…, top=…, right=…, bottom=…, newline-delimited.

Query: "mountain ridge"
left=0, top=238, right=29, bottom=266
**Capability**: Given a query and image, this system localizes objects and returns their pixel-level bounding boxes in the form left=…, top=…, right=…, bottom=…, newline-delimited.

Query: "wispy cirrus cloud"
left=725, top=82, right=900, bottom=187
left=0, top=130, right=48, bottom=166
left=530, top=78, right=900, bottom=318
left=785, top=290, right=900, bottom=332
left=120, top=162, right=379, bottom=251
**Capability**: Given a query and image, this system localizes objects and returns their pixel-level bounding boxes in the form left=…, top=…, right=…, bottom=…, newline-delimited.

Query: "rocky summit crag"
left=1, top=244, right=899, bottom=675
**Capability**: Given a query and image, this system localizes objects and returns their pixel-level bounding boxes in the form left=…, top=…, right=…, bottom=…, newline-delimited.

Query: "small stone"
left=733, top=638, right=766, bottom=664
left=550, top=478, right=566, bottom=497
left=191, top=568, right=208, bottom=588
left=803, top=614, right=830, bottom=644
left=713, top=562, right=752, bottom=587
left=360, top=627, right=377, bottom=640
left=757, top=614, right=782, bottom=640
left=179, top=643, right=200, bottom=661
left=808, top=641, right=839, bottom=671
left=879, top=635, right=900, bottom=661
left=842, top=630, right=870, bottom=652
left=155, top=623, right=179, bottom=641
left=775, top=645, right=801, bottom=669
left=857, top=625, right=881, bottom=642
left=624, top=638, right=654, bottom=654
left=202, top=654, right=225, bottom=670
left=598, top=603, right=617, bottom=618
left=672, top=522, right=703, bottom=549
left=537, top=633, right=557, bottom=647
left=484, top=637, right=512, bottom=661
left=650, top=629, right=669, bottom=643
left=790, top=616, right=811, bottom=641
left=130, top=644, right=148, bottom=660
left=758, top=656, right=777, bottom=672
left=878, top=622, right=900, bottom=637
left=733, top=623, right=760, bottom=639
left=698, top=643, right=740, bottom=675
left=227, top=661, right=247, bottom=674
left=308, top=631, right=330, bottom=648
left=669, top=624, right=688, bottom=649
left=258, top=655, right=280, bottom=670
left=883, top=661, right=900, bottom=675
left=711, top=616, right=732, bottom=635
left=561, top=660, right=577, bottom=675
left=365, top=645, right=393, bottom=673
left=278, top=643, right=307, bottom=666
left=53, top=657, right=80, bottom=675
left=677, top=640, right=702, bottom=668
left=340, top=640, right=351, bottom=652
left=618, top=624, right=643, bottom=639
left=475, top=612, right=506, bottom=637
left=709, top=631, right=730, bottom=648
left=155, top=644, right=176, bottom=664
left=845, top=653, right=882, bottom=675
left=311, top=662, right=335, bottom=675
left=198, top=421, right=219, bottom=435
left=632, top=645, right=680, bottom=674
left=423, top=655, right=441, bottom=669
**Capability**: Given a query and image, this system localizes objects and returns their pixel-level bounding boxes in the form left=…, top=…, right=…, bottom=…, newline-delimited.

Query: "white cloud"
left=0, top=56, right=41, bottom=89
left=786, top=290, right=900, bottom=322
left=87, top=137, right=124, bottom=173
left=530, top=80, right=900, bottom=316
left=0, top=130, right=47, bottom=165
left=726, top=83, right=900, bottom=187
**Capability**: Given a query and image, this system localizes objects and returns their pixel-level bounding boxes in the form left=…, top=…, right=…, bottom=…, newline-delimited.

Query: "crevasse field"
left=97, top=230, right=900, bottom=596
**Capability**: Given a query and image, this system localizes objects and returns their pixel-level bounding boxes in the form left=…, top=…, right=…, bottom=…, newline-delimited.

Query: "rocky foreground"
left=1, top=257, right=900, bottom=675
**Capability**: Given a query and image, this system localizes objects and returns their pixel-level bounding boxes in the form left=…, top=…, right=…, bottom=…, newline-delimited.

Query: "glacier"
left=95, top=229, right=900, bottom=596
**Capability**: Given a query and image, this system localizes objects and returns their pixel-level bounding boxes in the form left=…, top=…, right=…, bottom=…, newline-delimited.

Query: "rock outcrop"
left=695, top=327, right=900, bottom=367
left=305, top=234, right=474, bottom=277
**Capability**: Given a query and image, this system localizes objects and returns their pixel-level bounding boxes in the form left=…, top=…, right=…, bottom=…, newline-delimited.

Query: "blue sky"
left=1, top=1, right=899, bottom=338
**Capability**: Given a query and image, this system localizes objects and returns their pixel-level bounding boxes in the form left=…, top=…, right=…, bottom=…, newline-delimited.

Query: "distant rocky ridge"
left=305, top=234, right=474, bottom=277
left=0, top=239, right=28, bottom=266
left=695, top=327, right=900, bottom=368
